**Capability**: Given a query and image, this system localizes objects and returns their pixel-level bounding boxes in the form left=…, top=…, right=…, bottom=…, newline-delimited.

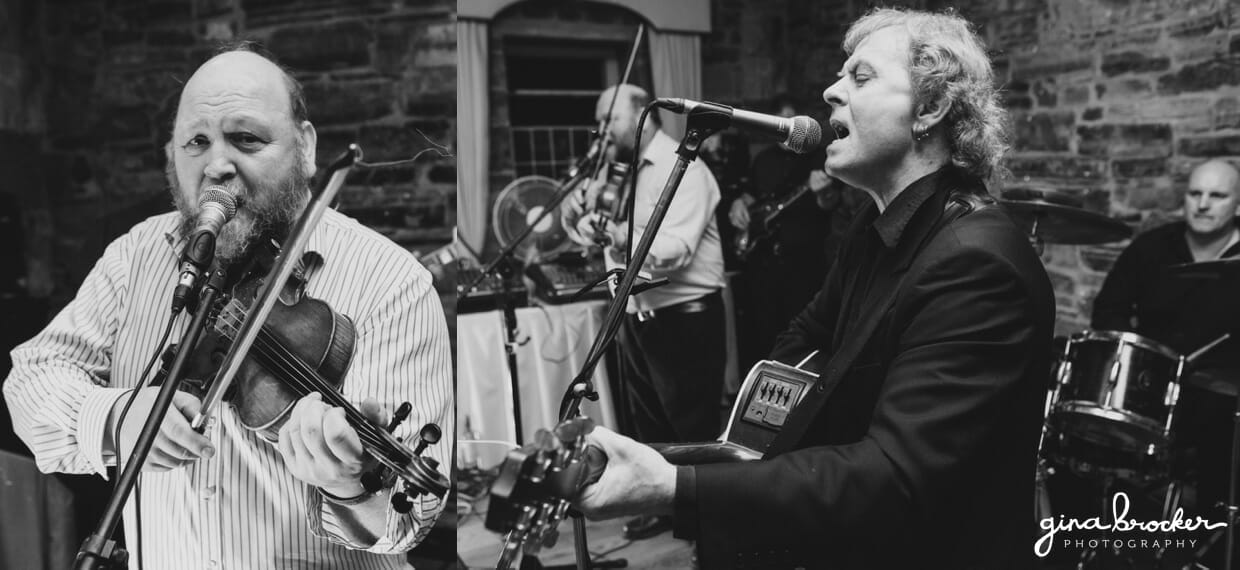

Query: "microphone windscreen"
left=787, top=116, right=823, bottom=154
left=198, top=185, right=238, bottom=218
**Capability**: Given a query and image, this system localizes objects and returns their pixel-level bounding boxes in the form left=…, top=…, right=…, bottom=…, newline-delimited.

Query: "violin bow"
left=190, top=145, right=361, bottom=431
left=586, top=23, right=646, bottom=197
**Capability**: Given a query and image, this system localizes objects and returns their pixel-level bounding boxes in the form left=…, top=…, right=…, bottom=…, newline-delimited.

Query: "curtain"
left=648, top=29, right=702, bottom=140
left=456, top=20, right=490, bottom=253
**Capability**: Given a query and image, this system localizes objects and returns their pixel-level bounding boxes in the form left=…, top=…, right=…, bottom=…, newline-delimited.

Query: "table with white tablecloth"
left=457, top=300, right=618, bottom=467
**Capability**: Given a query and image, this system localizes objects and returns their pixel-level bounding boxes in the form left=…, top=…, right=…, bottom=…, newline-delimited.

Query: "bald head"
left=177, top=50, right=300, bottom=131
left=1185, top=159, right=1240, bottom=237
left=595, top=84, right=659, bottom=160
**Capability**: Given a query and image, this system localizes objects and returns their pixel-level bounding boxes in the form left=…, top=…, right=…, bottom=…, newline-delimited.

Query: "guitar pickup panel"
left=722, top=360, right=817, bottom=456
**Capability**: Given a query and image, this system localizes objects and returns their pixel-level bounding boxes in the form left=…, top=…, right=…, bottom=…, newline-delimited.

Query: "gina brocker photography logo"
left=1035, top=491, right=1227, bottom=557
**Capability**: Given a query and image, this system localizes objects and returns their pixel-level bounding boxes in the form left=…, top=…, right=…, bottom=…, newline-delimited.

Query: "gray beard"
left=167, top=166, right=310, bottom=268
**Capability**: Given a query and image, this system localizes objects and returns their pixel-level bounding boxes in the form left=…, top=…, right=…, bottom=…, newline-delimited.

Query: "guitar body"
left=483, top=359, right=818, bottom=568
left=733, top=186, right=813, bottom=261
left=654, top=358, right=818, bottom=464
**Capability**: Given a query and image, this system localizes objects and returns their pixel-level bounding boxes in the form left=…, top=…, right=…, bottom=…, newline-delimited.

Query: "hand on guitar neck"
left=730, top=169, right=834, bottom=260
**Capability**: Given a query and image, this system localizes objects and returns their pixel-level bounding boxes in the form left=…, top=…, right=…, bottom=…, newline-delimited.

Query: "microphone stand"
left=75, top=272, right=225, bottom=570
left=554, top=107, right=730, bottom=570
left=465, top=150, right=598, bottom=447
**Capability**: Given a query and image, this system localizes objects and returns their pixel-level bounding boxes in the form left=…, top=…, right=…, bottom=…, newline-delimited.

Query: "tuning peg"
left=412, top=423, right=441, bottom=456
left=391, top=490, right=413, bottom=514
left=386, top=402, right=412, bottom=432
left=553, top=417, right=595, bottom=444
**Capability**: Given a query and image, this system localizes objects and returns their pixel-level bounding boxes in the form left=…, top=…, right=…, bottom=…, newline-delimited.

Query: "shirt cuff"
left=78, top=386, right=134, bottom=479
left=672, top=464, right=700, bottom=540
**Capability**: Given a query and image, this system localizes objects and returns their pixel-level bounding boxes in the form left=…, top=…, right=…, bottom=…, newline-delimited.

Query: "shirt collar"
left=872, top=168, right=948, bottom=248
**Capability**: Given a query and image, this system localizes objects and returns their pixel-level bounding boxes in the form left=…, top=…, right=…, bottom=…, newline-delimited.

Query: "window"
left=504, top=38, right=631, bottom=178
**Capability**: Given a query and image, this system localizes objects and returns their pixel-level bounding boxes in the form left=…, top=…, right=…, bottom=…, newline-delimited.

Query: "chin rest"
left=649, top=441, right=762, bottom=465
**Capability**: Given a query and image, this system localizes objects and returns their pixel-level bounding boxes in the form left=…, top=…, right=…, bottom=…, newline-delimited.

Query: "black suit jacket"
left=676, top=168, right=1055, bottom=569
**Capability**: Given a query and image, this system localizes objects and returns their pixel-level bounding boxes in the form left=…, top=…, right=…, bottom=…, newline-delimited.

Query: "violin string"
left=216, top=308, right=409, bottom=459
left=215, top=318, right=399, bottom=455
left=215, top=312, right=412, bottom=461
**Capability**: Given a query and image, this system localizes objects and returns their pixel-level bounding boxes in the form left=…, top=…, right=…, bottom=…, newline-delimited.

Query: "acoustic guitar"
left=484, top=358, right=820, bottom=567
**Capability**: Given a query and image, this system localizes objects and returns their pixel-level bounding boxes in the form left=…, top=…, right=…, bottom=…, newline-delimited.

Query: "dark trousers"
left=618, top=291, right=726, bottom=444
left=735, top=246, right=828, bottom=373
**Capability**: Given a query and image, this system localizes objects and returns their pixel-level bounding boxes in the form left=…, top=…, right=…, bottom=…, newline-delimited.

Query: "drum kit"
left=1000, top=188, right=1240, bottom=568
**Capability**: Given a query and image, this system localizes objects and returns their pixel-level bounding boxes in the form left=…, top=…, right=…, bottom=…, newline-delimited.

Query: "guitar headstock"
left=485, top=416, right=606, bottom=568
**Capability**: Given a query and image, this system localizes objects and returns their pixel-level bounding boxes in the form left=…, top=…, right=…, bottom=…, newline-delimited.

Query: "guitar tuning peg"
left=533, top=429, right=557, bottom=451
left=553, top=417, right=595, bottom=444
left=413, top=423, right=441, bottom=456
left=386, top=402, right=413, bottom=432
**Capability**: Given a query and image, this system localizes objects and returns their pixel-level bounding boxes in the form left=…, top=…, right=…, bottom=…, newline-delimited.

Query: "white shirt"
left=4, top=209, right=453, bottom=569
left=566, top=130, right=726, bottom=312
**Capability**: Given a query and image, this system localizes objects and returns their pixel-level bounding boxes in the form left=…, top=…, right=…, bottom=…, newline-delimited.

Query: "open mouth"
left=829, top=119, right=850, bottom=140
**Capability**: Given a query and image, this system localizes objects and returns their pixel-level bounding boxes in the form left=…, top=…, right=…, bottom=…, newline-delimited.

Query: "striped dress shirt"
left=4, top=209, right=453, bottom=569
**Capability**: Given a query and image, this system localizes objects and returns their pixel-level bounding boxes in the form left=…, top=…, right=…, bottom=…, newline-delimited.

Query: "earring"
left=912, top=125, right=931, bottom=142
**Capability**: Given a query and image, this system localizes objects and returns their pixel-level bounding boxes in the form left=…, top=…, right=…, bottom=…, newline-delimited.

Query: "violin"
left=156, top=239, right=448, bottom=511
left=587, top=158, right=634, bottom=246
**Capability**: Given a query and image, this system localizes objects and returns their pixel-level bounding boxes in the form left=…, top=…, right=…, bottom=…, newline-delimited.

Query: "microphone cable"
left=109, top=307, right=179, bottom=570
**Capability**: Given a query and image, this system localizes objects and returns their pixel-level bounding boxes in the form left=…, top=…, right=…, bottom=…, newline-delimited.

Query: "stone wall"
left=704, top=0, right=1240, bottom=335
left=1, top=0, right=455, bottom=310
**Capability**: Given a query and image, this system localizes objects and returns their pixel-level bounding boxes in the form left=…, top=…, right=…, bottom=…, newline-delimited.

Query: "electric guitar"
left=733, top=184, right=814, bottom=261
left=484, top=358, right=819, bottom=567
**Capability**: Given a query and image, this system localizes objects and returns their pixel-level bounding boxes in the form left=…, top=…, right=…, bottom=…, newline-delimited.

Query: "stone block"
left=404, top=93, right=454, bottom=120
left=1008, top=155, right=1108, bottom=180
left=1061, top=85, right=1090, bottom=106
left=269, top=20, right=371, bottom=72
left=1033, top=79, right=1058, bottom=107
left=1157, top=57, right=1240, bottom=94
left=1082, top=107, right=1103, bottom=121
left=1213, top=97, right=1240, bottom=130
left=1076, top=123, right=1172, bottom=158
left=1014, top=111, right=1073, bottom=152
left=405, top=65, right=455, bottom=98
left=1166, top=12, right=1225, bottom=38
left=1112, top=158, right=1166, bottom=178
left=1095, top=78, right=1153, bottom=101
left=1010, top=52, right=1093, bottom=79
left=1105, top=97, right=1211, bottom=123
left=1178, top=134, right=1240, bottom=156
left=1121, top=178, right=1180, bottom=211
left=373, top=16, right=423, bottom=74
left=1100, top=51, right=1170, bottom=77
left=303, top=80, right=394, bottom=125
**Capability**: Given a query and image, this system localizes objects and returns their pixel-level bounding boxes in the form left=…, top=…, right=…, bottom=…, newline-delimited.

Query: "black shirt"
left=1091, top=221, right=1240, bottom=370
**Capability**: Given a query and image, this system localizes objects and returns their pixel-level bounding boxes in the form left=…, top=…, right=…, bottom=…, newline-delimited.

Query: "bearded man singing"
left=3, top=43, right=452, bottom=569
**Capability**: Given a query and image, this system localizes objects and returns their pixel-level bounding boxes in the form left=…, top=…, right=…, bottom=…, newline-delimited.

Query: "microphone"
left=171, top=186, right=238, bottom=313
left=654, top=98, right=823, bottom=154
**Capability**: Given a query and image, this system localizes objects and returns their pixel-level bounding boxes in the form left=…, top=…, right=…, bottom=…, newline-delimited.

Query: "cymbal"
left=1183, top=368, right=1240, bottom=398
left=999, top=200, right=1133, bottom=245
left=1166, top=257, right=1240, bottom=277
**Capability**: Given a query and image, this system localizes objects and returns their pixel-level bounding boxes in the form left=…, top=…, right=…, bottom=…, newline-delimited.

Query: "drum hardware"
left=998, top=198, right=1133, bottom=254
left=1039, top=332, right=1237, bottom=568
left=1166, top=256, right=1240, bottom=278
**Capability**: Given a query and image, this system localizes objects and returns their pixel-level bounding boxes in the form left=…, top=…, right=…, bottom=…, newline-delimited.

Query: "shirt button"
left=207, top=561, right=219, bottom=569
left=203, top=485, right=217, bottom=499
